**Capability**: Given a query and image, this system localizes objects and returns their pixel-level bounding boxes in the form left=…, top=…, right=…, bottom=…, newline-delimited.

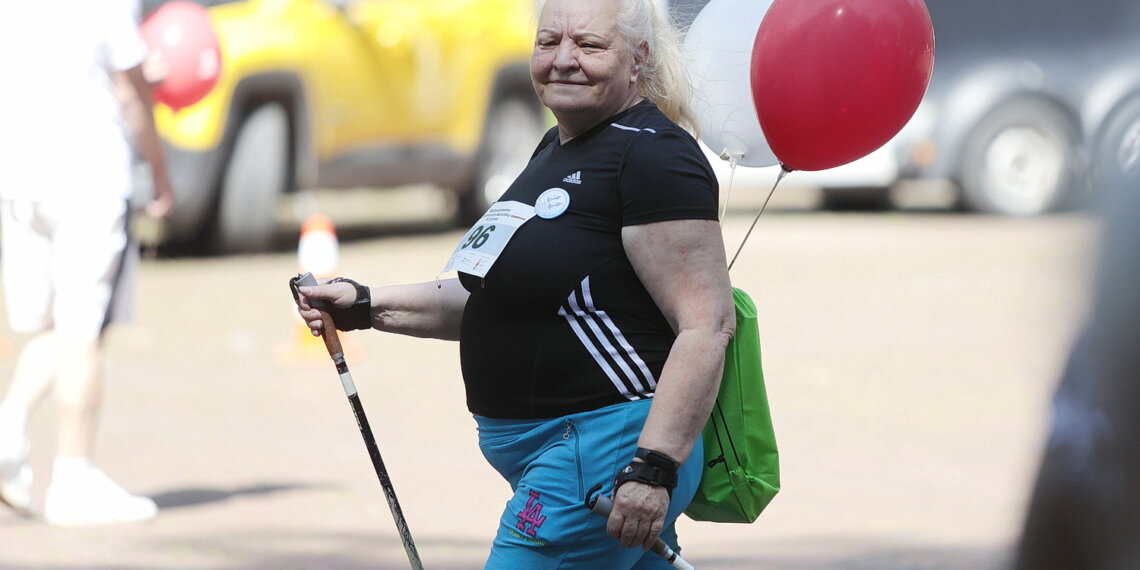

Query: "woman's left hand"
left=607, top=481, right=670, bottom=550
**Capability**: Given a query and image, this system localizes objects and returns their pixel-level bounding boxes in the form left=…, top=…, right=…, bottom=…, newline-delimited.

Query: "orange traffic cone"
left=297, top=214, right=339, bottom=279
left=277, top=214, right=360, bottom=365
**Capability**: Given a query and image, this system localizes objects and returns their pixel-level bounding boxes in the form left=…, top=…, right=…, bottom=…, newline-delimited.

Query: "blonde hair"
left=533, top=0, right=698, bottom=134
left=615, top=0, right=698, bottom=134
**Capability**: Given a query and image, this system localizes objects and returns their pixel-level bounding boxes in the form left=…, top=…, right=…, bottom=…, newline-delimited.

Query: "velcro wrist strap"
left=614, top=460, right=677, bottom=498
left=636, top=447, right=680, bottom=474
left=326, top=277, right=372, bottom=331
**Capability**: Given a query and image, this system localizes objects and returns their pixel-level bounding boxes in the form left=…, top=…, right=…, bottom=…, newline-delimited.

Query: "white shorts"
left=1, top=198, right=137, bottom=339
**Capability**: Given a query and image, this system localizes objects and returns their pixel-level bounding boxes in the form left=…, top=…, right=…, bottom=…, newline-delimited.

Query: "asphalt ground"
left=0, top=194, right=1097, bottom=569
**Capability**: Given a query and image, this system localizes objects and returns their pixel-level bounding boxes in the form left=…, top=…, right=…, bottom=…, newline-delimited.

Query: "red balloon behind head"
left=140, top=1, right=222, bottom=111
left=751, top=0, right=935, bottom=171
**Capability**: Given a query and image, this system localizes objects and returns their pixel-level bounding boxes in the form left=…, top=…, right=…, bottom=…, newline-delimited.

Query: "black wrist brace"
left=326, top=277, right=372, bottom=331
left=614, top=448, right=680, bottom=497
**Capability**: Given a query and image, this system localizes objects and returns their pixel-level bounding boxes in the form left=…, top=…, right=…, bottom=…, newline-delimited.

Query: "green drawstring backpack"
left=684, top=287, right=780, bottom=523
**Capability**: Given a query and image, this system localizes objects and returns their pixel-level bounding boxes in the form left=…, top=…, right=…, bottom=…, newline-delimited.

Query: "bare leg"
left=0, top=331, right=60, bottom=514
left=2, top=330, right=61, bottom=418
left=52, top=334, right=102, bottom=459
left=38, top=331, right=157, bottom=525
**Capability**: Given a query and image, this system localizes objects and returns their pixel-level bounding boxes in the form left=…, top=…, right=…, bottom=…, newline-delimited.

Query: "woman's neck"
left=556, top=97, right=645, bottom=144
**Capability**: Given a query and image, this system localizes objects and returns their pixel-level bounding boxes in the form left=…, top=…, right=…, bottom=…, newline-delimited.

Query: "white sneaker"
left=0, top=431, right=35, bottom=516
left=44, top=467, right=157, bottom=526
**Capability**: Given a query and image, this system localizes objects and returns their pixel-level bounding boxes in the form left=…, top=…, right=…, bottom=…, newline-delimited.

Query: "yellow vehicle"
left=142, top=0, right=545, bottom=253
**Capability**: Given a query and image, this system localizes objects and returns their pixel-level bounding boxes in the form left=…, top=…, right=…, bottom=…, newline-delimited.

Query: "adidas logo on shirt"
left=562, top=171, right=582, bottom=184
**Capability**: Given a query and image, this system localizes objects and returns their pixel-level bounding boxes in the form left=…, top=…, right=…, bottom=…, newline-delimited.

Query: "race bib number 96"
left=441, top=201, right=536, bottom=278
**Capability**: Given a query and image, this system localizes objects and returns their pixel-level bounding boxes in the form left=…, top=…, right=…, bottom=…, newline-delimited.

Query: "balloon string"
left=728, top=167, right=788, bottom=272
left=719, top=153, right=740, bottom=222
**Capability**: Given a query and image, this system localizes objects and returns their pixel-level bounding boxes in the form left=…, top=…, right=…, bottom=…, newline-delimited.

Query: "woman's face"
left=531, top=0, right=645, bottom=136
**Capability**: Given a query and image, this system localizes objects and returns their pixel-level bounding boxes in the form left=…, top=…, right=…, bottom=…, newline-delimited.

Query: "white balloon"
left=683, top=0, right=778, bottom=168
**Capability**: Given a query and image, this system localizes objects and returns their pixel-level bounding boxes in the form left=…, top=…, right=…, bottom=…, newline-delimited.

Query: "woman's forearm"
left=370, top=278, right=468, bottom=341
left=621, top=219, right=735, bottom=464
left=636, top=326, right=732, bottom=463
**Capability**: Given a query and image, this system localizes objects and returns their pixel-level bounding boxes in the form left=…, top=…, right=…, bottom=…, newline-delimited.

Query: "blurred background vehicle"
left=137, top=0, right=545, bottom=253
left=138, top=0, right=1140, bottom=254
left=704, top=0, right=1140, bottom=216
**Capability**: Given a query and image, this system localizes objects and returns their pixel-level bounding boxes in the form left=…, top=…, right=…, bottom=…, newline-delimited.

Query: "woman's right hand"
left=294, top=280, right=360, bottom=336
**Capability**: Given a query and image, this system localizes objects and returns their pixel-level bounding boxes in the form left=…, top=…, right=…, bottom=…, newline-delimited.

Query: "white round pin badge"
left=535, top=188, right=571, bottom=219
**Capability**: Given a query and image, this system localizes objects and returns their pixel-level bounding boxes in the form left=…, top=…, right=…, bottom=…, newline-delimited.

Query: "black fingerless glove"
left=325, top=277, right=372, bottom=331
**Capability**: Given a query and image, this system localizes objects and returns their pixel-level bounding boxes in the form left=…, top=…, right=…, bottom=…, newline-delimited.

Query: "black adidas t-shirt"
left=458, top=100, right=718, bottom=419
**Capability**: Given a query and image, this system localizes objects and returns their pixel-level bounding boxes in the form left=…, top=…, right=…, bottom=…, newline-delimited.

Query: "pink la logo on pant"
left=516, top=490, right=547, bottom=537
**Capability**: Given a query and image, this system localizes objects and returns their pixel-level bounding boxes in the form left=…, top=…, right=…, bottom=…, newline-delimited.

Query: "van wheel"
left=214, top=103, right=290, bottom=253
left=956, top=99, right=1080, bottom=216
left=459, top=94, right=546, bottom=224
left=1092, top=93, right=1140, bottom=194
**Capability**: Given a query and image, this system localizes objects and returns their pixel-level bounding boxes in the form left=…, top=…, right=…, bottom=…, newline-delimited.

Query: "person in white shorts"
left=0, top=0, right=175, bottom=525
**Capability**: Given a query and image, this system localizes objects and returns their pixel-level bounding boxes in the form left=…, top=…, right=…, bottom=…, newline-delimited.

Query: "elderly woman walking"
left=295, top=0, right=733, bottom=566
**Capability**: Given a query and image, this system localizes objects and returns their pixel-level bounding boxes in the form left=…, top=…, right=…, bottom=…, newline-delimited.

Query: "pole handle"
left=318, top=310, right=344, bottom=358
left=584, top=485, right=697, bottom=570
left=290, top=272, right=345, bottom=359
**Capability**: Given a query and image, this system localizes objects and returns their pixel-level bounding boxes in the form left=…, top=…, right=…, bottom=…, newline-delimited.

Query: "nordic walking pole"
left=585, top=484, right=696, bottom=570
left=291, top=273, right=424, bottom=570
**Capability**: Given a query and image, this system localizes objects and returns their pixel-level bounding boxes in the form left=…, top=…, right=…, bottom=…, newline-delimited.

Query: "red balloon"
left=140, top=1, right=222, bottom=111
left=751, top=0, right=935, bottom=172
